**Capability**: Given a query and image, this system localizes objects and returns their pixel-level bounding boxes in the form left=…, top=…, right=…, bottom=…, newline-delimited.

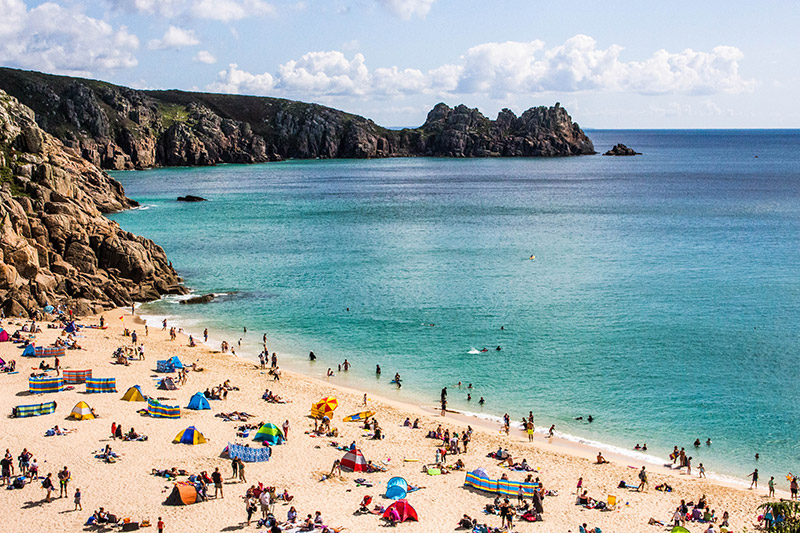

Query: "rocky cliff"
left=0, top=89, right=186, bottom=317
left=0, top=67, right=595, bottom=170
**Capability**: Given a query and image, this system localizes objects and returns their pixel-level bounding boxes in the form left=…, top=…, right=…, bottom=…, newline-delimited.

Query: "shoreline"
left=0, top=306, right=774, bottom=532
left=135, top=303, right=785, bottom=497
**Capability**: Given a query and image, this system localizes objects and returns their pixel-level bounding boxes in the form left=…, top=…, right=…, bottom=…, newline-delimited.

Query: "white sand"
left=0, top=309, right=771, bottom=532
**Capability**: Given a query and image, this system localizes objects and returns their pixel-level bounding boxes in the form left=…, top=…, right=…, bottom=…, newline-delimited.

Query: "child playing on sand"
left=74, top=487, right=82, bottom=510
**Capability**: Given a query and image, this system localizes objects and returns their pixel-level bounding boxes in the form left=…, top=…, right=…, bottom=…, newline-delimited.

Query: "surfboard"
left=343, top=410, right=376, bottom=422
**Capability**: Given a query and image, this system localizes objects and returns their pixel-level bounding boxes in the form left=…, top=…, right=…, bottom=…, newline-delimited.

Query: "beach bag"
left=13, top=477, right=25, bottom=489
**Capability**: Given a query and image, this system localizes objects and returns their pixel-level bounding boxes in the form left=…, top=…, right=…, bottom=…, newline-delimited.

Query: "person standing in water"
left=749, top=469, right=759, bottom=489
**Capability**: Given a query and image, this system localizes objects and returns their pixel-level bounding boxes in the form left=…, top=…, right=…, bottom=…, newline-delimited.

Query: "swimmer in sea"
left=587, top=415, right=594, bottom=423
left=496, top=346, right=501, bottom=351
left=376, top=364, right=381, bottom=375
left=309, top=351, right=316, bottom=361
left=467, top=394, right=472, bottom=401
left=468, top=383, right=473, bottom=389
left=478, top=397, right=485, bottom=405
left=394, top=373, right=402, bottom=388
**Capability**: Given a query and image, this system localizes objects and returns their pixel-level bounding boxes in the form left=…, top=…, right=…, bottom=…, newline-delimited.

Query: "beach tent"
left=158, top=378, right=178, bottom=390
left=121, top=385, right=146, bottom=402
left=385, top=476, right=408, bottom=499
left=13, top=401, right=56, bottom=418
left=382, top=500, right=418, bottom=522
left=86, top=377, right=116, bottom=393
left=169, top=356, right=184, bottom=369
left=186, top=392, right=210, bottom=410
left=28, top=376, right=64, bottom=393
left=670, top=528, right=691, bottom=533
left=0, top=329, right=9, bottom=342
left=147, top=399, right=180, bottom=418
left=63, top=369, right=91, bottom=384
left=341, top=449, right=368, bottom=473
left=156, top=360, right=175, bottom=373
left=34, top=346, right=66, bottom=358
left=253, top=423, right=284, bottom=444
left=225, top=443, right=271, bottom=463
left=22, top=344, right=36, bottom=357
left=173, top=426, right=207, bottom=445
left=69, top=401, right=95, bottom=420
left=63, top=321, right=77, bottom=333
left=43, top=305, right=55, bottom=313
left=310, top=397, right=338, bottom=418
left=164, top=482, right=198, bottom=505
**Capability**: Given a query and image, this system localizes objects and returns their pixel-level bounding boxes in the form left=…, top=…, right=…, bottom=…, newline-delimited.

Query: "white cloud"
left=0, top=1, right=139, bottom=75
left=208, top=35, right=752, bottom=100
left=148, top=26, right=200, bottom=50
left=209, top=63, right=275, bottom=94
left=378, top=0, right=436, bottom=19
left=193, top=50, right=217, bottom=64
left=112, top=0, right=275, bottom=21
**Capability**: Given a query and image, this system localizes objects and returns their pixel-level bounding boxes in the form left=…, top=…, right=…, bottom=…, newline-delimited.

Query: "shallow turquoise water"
left=109, top=130, right=800, bottom=484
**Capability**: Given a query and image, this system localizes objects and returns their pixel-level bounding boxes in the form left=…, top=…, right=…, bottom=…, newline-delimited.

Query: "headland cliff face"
left=0, top=90, right=186, bottom=316
left=0, top=68, right=595, bottom=170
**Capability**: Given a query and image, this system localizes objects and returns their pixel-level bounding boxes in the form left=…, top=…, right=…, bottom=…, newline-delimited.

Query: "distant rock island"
left=177, top=195, right=207, bottom=202
left=603, top=143, right=641, bottom=156
left=0, top=67, right=595, bottom=170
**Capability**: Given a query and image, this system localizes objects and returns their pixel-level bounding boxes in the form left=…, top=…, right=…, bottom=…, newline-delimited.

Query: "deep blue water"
left=109, top=130, right=800, bottom=484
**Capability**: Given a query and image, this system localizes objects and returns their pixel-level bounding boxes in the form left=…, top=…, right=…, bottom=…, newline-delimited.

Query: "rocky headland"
left=0, top=67, right=595, bottom=170
left=0, top=89, right=186, bottom=317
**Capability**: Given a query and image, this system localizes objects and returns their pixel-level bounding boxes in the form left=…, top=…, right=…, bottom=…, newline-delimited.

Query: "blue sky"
left=1, top=0, right=798, bottom=128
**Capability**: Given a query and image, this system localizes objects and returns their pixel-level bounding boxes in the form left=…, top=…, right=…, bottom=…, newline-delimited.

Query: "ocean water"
left=108, top=130, right=800, bottom=485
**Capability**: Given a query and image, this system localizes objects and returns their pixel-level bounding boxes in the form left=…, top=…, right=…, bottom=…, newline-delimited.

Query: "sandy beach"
left=0, top=308, right=772, bottom=532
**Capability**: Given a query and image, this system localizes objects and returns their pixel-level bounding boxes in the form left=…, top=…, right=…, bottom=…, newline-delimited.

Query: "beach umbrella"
left=310, top=397, right=338, bottom=418
left=43, top=305, right=54, bottom=313
left=253, top=423, right=284, bottom=444
left=173, top=426, right=207, bottom=445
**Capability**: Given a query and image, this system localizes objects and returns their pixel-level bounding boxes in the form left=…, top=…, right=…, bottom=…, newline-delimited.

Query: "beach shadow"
left=22, top=499, right=47, bottom=508
left=15, top=391, right=35, bottom=397
left=220, top=525, right=247, bottom=531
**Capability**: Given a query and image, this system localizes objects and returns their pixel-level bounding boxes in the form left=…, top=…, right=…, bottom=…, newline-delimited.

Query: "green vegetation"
left=157, top=103, right=194, bottom=129
left=759, top=501, right=800, bottom=532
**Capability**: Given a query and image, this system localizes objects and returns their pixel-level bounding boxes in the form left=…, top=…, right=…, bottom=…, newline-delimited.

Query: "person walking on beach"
left=58, top=466, right=70, bottom=498
left=699, top=463, right=706, bottom=478
left=237, top=457, right=246, bottom=483
left=212, top=467, right=223, bottom=499
left=1, top=451, right=14, bottom=485
left=637, top=466, right=648, bottom=492
left=203, top=328, right=208, bottom=343
left=42, top=472, right=54, bottom=502
left=231, top=455, right=238, bottom=480
left=749, top=468, right=759, bottom=489
left=790, top=477, right=798, bottom=500
left=74, top=487, right=82, bottom=510
left=282, top=420, right=290, bottom=440
left=131, top=330, right=137, bottom=345
left=768, top=476, right=775, bottom=497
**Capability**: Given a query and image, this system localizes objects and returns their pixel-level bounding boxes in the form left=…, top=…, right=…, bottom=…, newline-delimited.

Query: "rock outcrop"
left=177, top=195, right=206, bottom=202
left=0, top=90, right=187, bottom=316
left=603, top=143, right=641, bottom=156
left=0, top=68, right=594, bottom=170
left=180, top=293, right=215, bottom=305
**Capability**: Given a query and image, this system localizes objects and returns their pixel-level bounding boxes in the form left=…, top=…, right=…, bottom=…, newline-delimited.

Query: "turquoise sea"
left=109, top=130, right=800, bottom=486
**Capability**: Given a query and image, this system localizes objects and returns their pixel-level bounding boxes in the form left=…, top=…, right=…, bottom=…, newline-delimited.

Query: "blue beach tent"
left=386, top=477, right=408, bottom=500
left=169, top=356, right=184, bottom=369
left=186, top=393, right=210, bottom=410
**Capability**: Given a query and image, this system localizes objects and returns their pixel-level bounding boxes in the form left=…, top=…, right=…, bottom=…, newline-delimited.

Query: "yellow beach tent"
left=69, top=401, right=95, bottom=420
left=121, top=385, right=146, bottom=401
left=173, top=426, right=207, bottom=445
